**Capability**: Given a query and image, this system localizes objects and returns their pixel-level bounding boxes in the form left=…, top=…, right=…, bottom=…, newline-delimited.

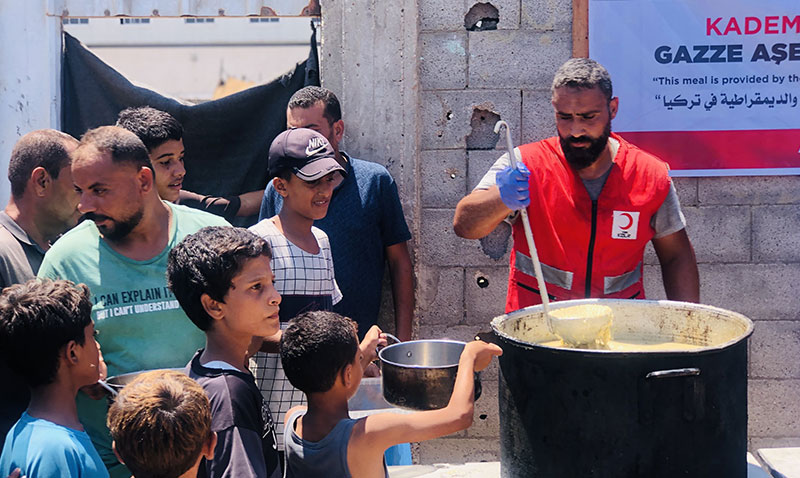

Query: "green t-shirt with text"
left=38, top=201, right=229, bottom=477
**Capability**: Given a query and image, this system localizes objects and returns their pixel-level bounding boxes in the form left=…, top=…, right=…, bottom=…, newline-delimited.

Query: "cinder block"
left=465, top=266, right=510, bottom=326
left=521, top=89, right=555, bottom=144
left=643, top=242, right=658, bottom=267
left=699, top=176, right=800, bottom=205
left=748, top=379, right=800, bottom=438
left=421, top=0, right=521, bottom=31
left=642, top=263, right=667, bottom=300
left=417, top=437, right=501, bottom=464
left=698, top=264, right=800, bottom=321
left=420, top=32, right=468, bottom=90
left=417, top=266, right=465, bottom=327
left=753, top=205, right=800, bottom=263
left=467, top=150, right=505, bottom=191
left=464, top=382, right=500, bottom=438
left=419, top=0, right=467, bottom=31
left=421, top=89, right=522, bottom=150
left=467, top=0, right=522, bottom=30
left=469, top=30, right=571, bottom=89
left=683, top=206, right=751, bottom=263
left=749, top=321, right=800, bottom=379
left=420, top=208, right=510, bottom=267
left=672, top=177, right=699, bottom=206
left=521, top=0, right=573, bottom=32
left=748, top=436, right=800, bottom=451
left=420, top=149, right=468, bottom=208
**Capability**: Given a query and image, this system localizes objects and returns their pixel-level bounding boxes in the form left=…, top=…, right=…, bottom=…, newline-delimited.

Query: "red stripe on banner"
left=617, top=130, right=800, bottom=171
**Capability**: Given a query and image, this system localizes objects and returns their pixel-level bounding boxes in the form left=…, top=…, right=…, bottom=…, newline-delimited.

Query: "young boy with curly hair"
left=167, top=226, right=282, bottom=478
left=280, top=311, right=502, bottom=477
left=107, top=369, right=216, bottom=478
left=0, top=279, right=107, bottom=478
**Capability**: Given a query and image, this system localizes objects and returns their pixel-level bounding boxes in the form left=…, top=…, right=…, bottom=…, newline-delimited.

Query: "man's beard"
left=560, top=121, right=611, bottom=170
left=86, top=208, right=144, bottom=242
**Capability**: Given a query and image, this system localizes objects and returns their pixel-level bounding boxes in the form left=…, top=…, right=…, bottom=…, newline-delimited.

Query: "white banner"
left=589, top=0, right=800, bottom=175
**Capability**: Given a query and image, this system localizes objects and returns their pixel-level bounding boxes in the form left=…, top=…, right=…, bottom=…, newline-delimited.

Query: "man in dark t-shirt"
left=260, top=87, right=414, bottom=341
left=0, top=129, right=82, bottom=451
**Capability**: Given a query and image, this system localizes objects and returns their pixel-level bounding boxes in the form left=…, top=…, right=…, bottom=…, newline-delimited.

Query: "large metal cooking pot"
left=379, top=340, right=481, bottom=410
left=490, top=299, right=753, bottom=478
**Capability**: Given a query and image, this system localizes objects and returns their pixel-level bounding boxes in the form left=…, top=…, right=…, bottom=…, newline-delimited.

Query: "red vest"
left=505, top=134, right=671, bottom=313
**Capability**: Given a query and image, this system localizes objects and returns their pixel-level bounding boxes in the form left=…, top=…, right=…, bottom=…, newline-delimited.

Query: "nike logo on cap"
left=305, top=137, right=327, bottom=156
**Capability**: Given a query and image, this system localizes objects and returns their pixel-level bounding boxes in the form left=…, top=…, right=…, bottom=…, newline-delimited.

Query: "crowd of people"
left=0, top=58, right=699, bottom=478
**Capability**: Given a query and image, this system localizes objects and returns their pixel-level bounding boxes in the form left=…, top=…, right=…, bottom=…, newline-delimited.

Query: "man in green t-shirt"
left=38, top=126, right=229, bottom=477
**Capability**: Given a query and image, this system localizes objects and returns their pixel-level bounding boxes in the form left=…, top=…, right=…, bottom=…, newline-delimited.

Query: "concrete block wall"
left=416, top=0, right=572, bottom=461
left=322, top=0, right=800, bottom=464
left=645, top=176, right=800, bottom=451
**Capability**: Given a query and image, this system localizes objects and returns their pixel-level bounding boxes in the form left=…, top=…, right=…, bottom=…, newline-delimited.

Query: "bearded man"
left=38, top=126, right=229, bottom=477
left=453, top=58, right=699, bottom=312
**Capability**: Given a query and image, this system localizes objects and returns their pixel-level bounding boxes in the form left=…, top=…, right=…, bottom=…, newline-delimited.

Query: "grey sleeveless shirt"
left=284, top=409, right=388, bottom=478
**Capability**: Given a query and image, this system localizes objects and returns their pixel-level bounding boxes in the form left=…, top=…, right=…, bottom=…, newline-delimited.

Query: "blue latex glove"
left=496, top=163, right=531, bottom=210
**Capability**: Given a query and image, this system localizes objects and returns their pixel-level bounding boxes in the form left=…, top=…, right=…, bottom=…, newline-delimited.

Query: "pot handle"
left=639, top=367, right=704, bottom=424
left=376, top=332, right=401, bottom=357
left=383, top=333, right=402, bottom=345
left=645, top=368, right=701, bottom=379
left=474, top=330, right=501, bottom=347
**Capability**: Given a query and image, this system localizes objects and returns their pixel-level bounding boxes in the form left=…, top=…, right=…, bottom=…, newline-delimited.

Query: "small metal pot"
left=379, top=339, right=481, bottom=410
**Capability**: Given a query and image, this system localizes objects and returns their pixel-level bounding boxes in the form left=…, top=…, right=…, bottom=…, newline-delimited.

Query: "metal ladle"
left=493, top=120, right=612, bottom=347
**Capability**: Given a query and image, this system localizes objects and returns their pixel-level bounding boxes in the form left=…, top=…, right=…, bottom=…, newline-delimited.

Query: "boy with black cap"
left=248, top=127, right=346, bottom=452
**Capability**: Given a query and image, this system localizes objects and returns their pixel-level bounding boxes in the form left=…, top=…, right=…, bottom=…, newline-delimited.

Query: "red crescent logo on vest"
left=612, top=210, right=640, bottom=240
left=619, top=212, right=633, bottom=230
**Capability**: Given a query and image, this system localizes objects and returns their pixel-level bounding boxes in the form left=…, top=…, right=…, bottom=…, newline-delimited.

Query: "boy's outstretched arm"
left=258, top=329, right=282, bottom=353
left=353, top=340, right=502, bottom=452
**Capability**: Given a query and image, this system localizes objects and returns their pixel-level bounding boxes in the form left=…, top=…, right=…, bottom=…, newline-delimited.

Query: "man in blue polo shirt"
left=259, top=86, right=413, bottom=342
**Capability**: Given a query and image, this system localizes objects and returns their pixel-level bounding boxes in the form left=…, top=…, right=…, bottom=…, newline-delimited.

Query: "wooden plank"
left=572, top=0, right=589, bottom=58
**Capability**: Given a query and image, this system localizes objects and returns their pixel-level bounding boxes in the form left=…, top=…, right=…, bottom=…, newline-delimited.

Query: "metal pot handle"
left=639, top=367, right=704, bottom=424
left=646, top=368, right=701, bottom=379
left=383, top=333, right=402, bottom=345
left=474, top=330, right=500, bottom=346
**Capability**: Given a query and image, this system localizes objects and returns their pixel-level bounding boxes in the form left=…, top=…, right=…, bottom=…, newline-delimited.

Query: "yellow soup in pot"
left=538, top=338, right=704, bottom=352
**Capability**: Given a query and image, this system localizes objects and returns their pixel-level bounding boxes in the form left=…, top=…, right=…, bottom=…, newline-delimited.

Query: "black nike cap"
left=267, top=128, right=346, bottom=181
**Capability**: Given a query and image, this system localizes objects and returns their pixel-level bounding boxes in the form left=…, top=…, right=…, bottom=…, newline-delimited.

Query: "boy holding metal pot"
left=280, top=310, right=502, bottom=477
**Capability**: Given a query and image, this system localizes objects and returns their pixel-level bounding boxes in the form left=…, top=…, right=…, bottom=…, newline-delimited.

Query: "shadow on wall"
left=467, top=105, right=511, bottom=259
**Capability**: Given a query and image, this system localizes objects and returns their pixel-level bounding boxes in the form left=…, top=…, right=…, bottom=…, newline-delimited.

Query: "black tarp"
left=62, top=24, right=319, bottom=225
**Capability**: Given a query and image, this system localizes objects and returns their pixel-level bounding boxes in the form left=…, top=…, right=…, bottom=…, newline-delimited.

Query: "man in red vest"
left=454, top=58, right=699, bottom=313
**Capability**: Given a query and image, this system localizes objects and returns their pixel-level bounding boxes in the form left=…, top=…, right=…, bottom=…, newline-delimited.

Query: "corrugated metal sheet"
left=55, top=0, right=320, bottom=17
